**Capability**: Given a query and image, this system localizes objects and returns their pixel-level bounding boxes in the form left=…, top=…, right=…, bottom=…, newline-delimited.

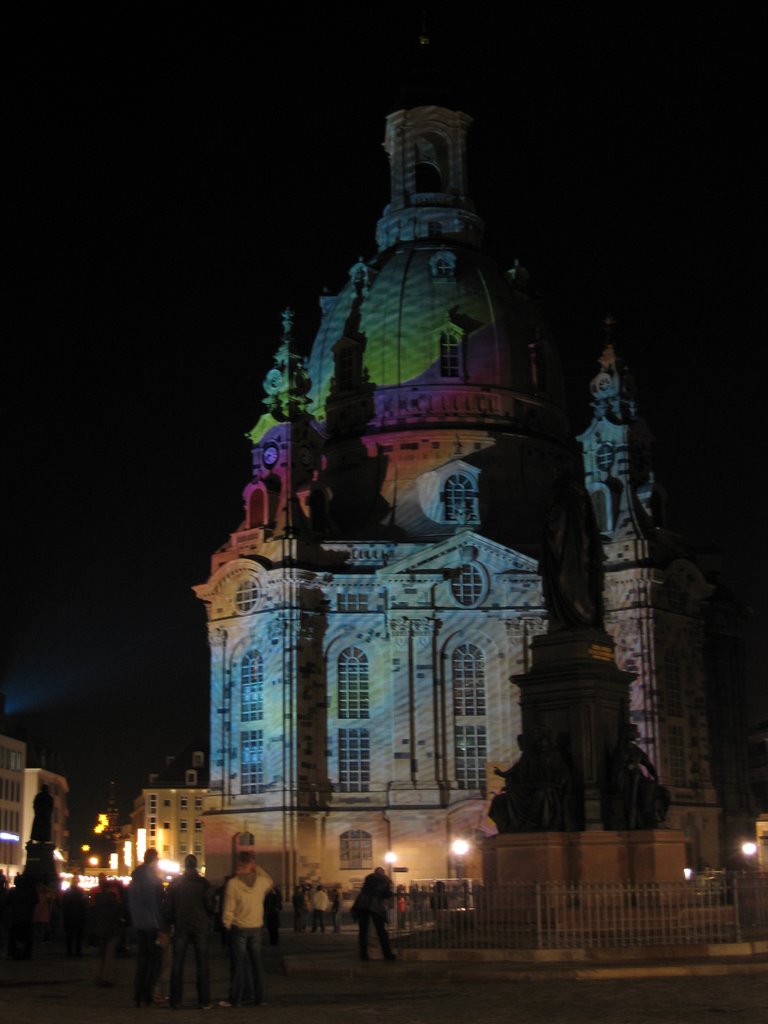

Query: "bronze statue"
left=539, top=472, right=604, bottom=631
left=489, top=727, right=573, bottom=833
left=610, top=724, right=670, bottom=829
left=30, top=784, right=54, bottom=843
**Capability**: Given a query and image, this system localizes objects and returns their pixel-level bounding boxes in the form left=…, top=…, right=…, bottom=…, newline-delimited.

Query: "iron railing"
left=391, top=873, right=768, bottom=950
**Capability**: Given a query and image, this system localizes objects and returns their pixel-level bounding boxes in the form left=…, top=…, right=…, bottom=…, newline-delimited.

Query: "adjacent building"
left=131, top=740, right=209, bottom=872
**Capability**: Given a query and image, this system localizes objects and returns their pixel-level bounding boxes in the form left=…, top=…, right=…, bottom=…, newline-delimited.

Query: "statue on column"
left=30, top=784, right=54, bottom=843
left=539, top=471, right=604, bottom=632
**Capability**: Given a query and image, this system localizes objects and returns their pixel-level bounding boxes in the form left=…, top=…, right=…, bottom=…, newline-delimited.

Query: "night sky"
left=3, top=8, right=764, bottom=853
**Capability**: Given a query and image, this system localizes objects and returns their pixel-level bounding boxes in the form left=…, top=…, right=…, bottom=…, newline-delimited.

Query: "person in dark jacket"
left=264, top=886, right=282, bottom=946
left=127, top=848, right=165, bottom=1007
left=167, top=854, right=215, bottom=1010
left=351, top=867, right=396, bottom=961
left=61, top=876, right=88, bottom=956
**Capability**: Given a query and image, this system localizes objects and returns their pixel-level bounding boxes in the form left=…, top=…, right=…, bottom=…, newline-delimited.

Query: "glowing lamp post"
left=384, top=850, right=397, bottom=877
left=742, top=841, right=758, bottom=867
left=451, top=839, right=469, bottom=880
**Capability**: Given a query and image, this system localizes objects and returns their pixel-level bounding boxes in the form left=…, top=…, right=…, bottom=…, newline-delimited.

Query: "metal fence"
left=391, top=873, right=768, bottom=950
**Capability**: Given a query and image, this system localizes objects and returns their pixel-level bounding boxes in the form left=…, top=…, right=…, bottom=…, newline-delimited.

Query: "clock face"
left=262, top=443, right=279, bottom=467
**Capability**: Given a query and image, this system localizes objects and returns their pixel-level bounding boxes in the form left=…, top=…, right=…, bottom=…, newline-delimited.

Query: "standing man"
left=311, top=884, right=329, bottom=933
left=351, top=866, right=396, bottom=961
left=218, top=852, right=273, bottom=1008
left=127, top=848, right=165, bottom=1007
left=168, top=854, right=214, bottom=1010
left=61, top=876, right=88, bottom=956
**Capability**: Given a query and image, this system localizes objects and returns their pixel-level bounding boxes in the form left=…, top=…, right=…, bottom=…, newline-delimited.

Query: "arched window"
left=415, top=162, right=442, bottom=192
left=451, top=563, right=484, bottom=607
left=241, top=651, right=264, bottom=722
left=339, top=829, right=372, bottom=870
left=440, top=331, right=460, bottom=377
left=453, top=643, right=486, bottom=716
left=338, top=647, right=369, bottom=719
left=235, top=577, right=259, bottom=614
left=444, top=474, right=477, bottom=524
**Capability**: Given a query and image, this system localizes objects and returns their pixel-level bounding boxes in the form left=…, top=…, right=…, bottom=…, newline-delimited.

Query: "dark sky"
left=3, top=8, right=764, bottom=852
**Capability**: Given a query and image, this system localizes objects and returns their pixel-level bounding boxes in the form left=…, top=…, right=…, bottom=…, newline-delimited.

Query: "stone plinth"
left=482, top=829, right=687, bottom=884
left=24, top=842, right=58, bottom=886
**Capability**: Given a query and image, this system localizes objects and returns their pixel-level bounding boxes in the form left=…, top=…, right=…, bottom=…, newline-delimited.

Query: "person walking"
left=351, top=866, right=396, bottom=961
left=264, top=886, right=282, bottom=946
left=218, top=852, right=273, bottom=1008
left=292, top=884, right=306, bottom=932
left=330, top=887, right=341, bottom=933
left=167, top=854, right=215, bottom=1010
left=127, top=848, right=166, bottom=1007
left=311, top=884, right=329, bottom=933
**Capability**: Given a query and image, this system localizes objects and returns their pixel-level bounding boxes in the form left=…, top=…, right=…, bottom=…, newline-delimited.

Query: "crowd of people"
left=1, top=855, right=402, bottom=1007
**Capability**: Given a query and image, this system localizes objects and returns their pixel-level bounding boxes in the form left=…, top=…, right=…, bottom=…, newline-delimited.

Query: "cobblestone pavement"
left=2, top=927, right=767, bottom=1024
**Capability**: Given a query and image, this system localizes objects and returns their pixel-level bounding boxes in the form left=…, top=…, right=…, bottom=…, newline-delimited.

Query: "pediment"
left=376, top=529, right=538, bottom=578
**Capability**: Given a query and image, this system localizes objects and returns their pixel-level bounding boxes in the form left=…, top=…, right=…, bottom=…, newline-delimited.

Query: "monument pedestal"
left=24, top=841, right=58, bottom=886
left=518, top=628, right=634, bottom=830
left=482, top=830, right=687, bottom=885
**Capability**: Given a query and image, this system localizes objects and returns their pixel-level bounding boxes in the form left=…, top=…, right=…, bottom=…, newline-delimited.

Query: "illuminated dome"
left=307, top=104, right=568, bottom=446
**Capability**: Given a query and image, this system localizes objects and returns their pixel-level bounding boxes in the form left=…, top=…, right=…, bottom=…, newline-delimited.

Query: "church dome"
left=306, top=102, right=568, bottom=445
left=308, top=241, right=567, bottom=442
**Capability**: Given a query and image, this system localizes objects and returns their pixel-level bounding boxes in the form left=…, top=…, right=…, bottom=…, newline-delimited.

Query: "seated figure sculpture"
left=489, top=727, right=572, bottom=833
left=610, top=723, right=670, bottom=829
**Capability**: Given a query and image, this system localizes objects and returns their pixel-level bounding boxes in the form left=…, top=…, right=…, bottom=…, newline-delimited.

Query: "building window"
left=455, top=725, right=487, bottom=791
left=195, top=820, right=202, bottom=832
left=185, top=770, right=197, bottom=786
left=453, top=643, right=486, bottom=716
left=163, top=821, right=171, bottom=831
left=338, top=728, right=370, bottom=792
left=440, top=331, right=460, bottom=377
left=339, top=829, right=373, bottom=870
left=668, top=724, right=686, bottom=786
left=195, top=798, right=202, bottom=811
left=235, top=577, right=259, bottom=614
left=338, top=647, right=370, bottom=719
left=163, top=799, right=171, bottom=807
left=180, top=820, right=188, bottom=831
left=180, top=797, right=188, bottom=810
left=451, top=563, right=484, bottom=607
left=192, top=751, right=204, bottom=767
left=241, top=730, right=264, bottom=794
left=337, top=591, right=369, bottom=613
left=242, top=651, right=264, bottom=722
left=444, top=474, right=477, bottom=524
left=664, top=650, right=683, bottom=717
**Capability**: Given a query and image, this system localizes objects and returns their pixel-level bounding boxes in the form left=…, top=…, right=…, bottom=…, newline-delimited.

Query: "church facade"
left=195, top=94, right=750, bottom=887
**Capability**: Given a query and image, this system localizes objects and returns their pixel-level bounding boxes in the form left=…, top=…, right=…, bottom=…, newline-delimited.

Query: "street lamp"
left=451, top=839, right=469, bottom=880
left=384, top=850, right=397, bottom=877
